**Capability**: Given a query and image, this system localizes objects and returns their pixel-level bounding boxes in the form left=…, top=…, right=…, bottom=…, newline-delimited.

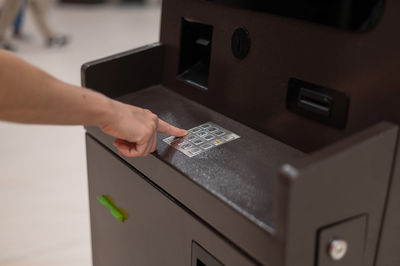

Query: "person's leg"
left=29, top=0, right=54, bottom=40
left=29, top=0, right=68, bottom=47
left=13, top=4, right=26, bottom=36
left=0, top=0, right=25, bottom=43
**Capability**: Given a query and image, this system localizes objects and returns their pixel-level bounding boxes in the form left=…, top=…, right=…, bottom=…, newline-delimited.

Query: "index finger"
left=157, top=119, right=188, bottom=137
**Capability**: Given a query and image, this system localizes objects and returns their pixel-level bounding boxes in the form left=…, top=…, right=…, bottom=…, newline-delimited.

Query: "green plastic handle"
left=97, top=195, right=125, bottom=222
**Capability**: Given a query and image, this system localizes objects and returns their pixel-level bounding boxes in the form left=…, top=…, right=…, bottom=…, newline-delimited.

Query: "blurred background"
left=0, top=0, right=161, bottom=265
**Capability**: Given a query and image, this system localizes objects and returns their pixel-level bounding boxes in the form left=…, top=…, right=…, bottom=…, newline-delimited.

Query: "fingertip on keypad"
left=162, top=122, right=240, bottom=158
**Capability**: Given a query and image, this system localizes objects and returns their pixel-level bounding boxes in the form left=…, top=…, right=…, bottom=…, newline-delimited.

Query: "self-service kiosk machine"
left=81, top=1, right=400, bottom=265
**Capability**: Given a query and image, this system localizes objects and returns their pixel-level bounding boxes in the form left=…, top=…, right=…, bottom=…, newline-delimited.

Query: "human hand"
left=100, top=101, right=187, bottom=157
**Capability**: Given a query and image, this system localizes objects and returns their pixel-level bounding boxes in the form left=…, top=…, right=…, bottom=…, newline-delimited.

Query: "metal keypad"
left=163, top=122, right=240, bottom=157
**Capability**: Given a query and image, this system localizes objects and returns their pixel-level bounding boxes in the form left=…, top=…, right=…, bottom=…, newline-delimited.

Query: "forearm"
left=0, top=50, right=113, bottom=126
left=0, top=50, right=187, bottom=157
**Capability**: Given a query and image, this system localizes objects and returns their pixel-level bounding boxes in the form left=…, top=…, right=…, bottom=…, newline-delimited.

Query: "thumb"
left=157, top=119, right=187, bottom=137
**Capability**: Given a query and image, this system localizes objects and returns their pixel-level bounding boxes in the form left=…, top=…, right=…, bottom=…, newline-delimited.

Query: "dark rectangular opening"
left=197, top=259, right=206, bottom=266
left=298, top=88, right=333, bottom=117
left=178, top=18, right=213, bottom=90
left=286, top=78, right=350, bottom=129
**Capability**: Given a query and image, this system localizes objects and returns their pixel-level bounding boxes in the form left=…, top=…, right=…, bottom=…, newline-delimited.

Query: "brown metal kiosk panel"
left=83, top=82, right=303, bottom=265
left=375, top=132, right=400, bottom=266
left=87, top=126, right=283, bottom=265
left=277, top=122, right=399, bottom=266
left=86, top=135, right=256, bottom=266
left=159, top=0, right=400, bottom=153
left=81, top=43, right=164, bottom=98
left=82, top=44, right=400, bottom=265
left=316, top=215, right=367, bottom=266
left=81, top=3, right=400, bottom=263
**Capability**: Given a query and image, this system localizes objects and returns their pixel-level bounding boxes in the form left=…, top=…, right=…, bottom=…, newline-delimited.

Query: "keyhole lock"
left=328, top=239, right=348, bottom=261
left=231, top=27, right=250, bottom=59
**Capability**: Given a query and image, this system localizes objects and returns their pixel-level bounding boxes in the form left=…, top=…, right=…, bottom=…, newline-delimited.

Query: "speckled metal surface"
left=116, top=85, right=305, bottom=230
left=163, top=122, right=241, bottom=157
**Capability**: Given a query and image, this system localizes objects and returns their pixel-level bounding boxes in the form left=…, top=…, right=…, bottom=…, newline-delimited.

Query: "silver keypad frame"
left=163, top=122, right=240, bottom=157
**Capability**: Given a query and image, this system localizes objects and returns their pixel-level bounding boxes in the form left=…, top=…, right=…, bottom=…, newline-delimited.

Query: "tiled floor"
left=0, top=3, right=161, bottom=265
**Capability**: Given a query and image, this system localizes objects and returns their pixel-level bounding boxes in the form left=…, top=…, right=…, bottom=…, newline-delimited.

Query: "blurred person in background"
left=12, top=3, right=27, bottom=39
left=0, top=0, right=68, bottom=50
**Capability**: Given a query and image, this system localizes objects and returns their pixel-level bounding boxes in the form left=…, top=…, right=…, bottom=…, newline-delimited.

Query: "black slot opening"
left=197, top=259, right=206, bottom=266
left=298, top=88, right=332, bottom=117
left=286, top=78, right=350, bottom=129
left=178, top=18, right=213, bottom=90
left=192, top=241, right=224, bottom=266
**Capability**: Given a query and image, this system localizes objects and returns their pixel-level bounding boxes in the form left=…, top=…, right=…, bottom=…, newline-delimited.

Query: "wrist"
left=99, top=97, right=119, bottom=128
left=87, top=89, right=119, bottom=128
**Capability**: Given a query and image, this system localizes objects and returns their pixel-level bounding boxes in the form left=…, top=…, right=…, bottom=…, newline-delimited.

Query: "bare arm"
left=0, top=50, right=187, bottom=156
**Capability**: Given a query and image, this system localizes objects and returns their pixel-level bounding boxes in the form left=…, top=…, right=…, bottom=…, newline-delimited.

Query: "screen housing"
left=206, top=0, right=385, bottom=32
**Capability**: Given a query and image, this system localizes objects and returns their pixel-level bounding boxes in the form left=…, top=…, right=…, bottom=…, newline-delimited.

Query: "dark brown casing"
left=81, top=1, right=400, bottom=265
